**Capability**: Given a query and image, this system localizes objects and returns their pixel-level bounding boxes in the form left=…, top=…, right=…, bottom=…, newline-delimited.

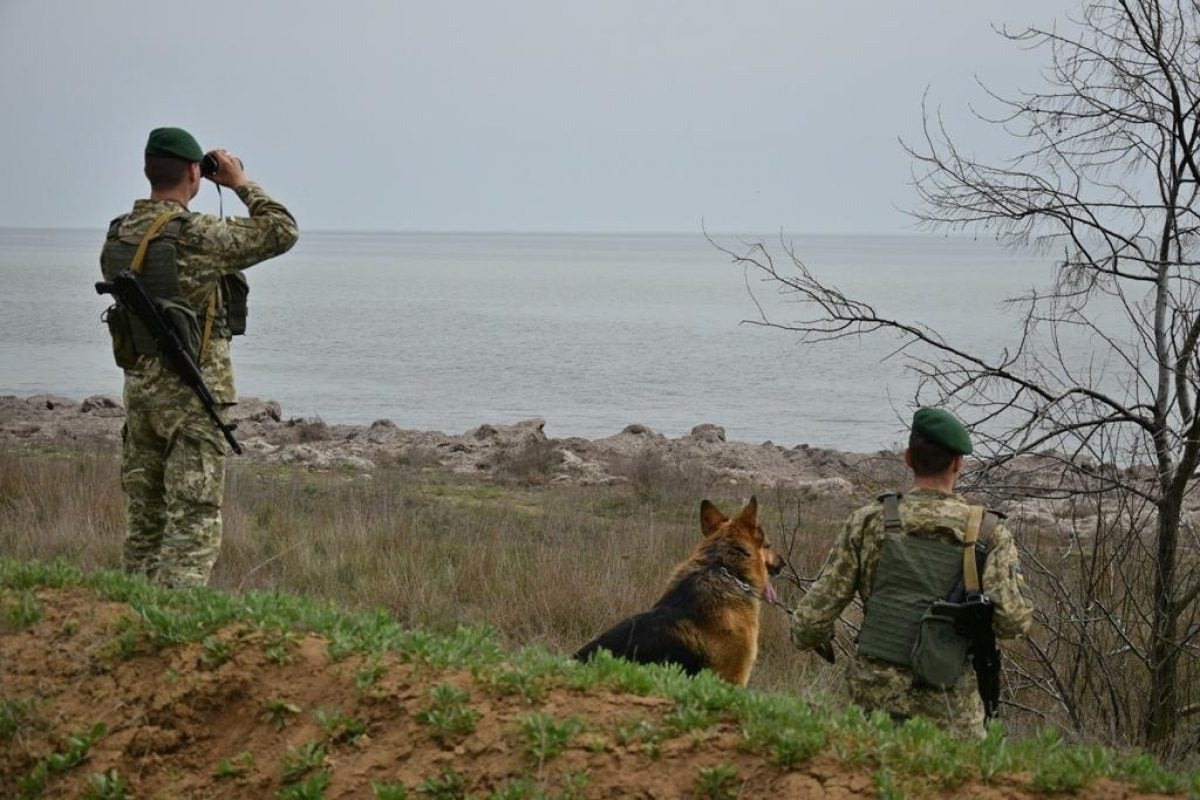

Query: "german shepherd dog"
left=574, top=496, right=784, bottom=686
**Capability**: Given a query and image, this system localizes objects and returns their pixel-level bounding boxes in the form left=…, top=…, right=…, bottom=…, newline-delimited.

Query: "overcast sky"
left=1, top=0, right=1078, bottom=233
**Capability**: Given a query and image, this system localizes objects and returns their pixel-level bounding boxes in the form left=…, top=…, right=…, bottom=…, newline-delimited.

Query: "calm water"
left=0, top=229, right=1076, bottom=451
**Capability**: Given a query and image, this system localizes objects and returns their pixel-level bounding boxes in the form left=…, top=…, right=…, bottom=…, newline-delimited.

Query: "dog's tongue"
left=763, top=580, right=778, bottom=606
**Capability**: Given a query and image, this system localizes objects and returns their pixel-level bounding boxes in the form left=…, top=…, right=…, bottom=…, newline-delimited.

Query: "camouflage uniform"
left=790, top=488, right=1033, bottom=738
left=109, top=183, right=298, bottom=587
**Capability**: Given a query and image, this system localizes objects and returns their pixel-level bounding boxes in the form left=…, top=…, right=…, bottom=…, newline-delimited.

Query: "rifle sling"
left=963, top=506, right=984, bottom=594
left=129, top=210, right=181, bottom=275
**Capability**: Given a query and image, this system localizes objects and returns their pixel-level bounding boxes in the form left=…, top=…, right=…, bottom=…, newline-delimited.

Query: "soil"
left=0, top=589, right=1172, bottom=799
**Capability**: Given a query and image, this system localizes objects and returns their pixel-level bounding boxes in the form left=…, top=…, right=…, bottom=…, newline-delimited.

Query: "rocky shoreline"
left=0, top=393, right=879, bottom=494
left=5, top=393, right=1190, bottom=535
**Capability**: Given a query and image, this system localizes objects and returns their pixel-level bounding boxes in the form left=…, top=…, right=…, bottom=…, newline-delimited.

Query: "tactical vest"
left=100, top=212, right=248, bottom=369
left=856, top=492, right=996, bottom=682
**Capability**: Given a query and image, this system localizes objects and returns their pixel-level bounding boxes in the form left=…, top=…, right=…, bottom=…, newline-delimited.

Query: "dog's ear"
left=735, top=495, right=758, bottom=529
left=700, top=500, right=727, bottom=536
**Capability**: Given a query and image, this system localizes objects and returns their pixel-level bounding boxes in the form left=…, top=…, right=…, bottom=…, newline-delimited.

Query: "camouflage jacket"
left=103, top=182, right=298, bottom=408
left=790, top=488, right=1034, bottom=735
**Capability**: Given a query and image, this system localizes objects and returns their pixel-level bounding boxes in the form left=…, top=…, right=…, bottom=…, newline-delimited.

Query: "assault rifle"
left=958, top=595, right=1002, bottom=719
left=941, top=593, right=1001, bottom=719
left=95, top=270, right=242, bottom=454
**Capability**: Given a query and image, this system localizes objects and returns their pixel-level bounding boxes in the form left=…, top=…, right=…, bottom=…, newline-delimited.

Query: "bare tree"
left=715, top=0, right=1200, bottom=749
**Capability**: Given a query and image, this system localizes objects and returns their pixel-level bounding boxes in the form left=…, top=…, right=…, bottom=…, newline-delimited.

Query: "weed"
left=416, top=684, right=480, bottom=746
left=485, top=776, right=538, bottom=800
left=17, top=723, right=107, bottom=797
left=214, top=751, right=254, bottom=780
left=695, top=762, right=740, bottom=800
left=873, top=767, right=903, bottom=800
left=83, top=768, right=131, bottom=800
left=614, top=718, right=663, bottom=759
left=559, top=771, right=590, bottom=799
left=314, top=707, right=368, bottom=744
left=738, top=694, right=826, bottom=768
left=264, top=698, right=302, bottom=731
left=278, top=769, right=331, bottom=799
left=200, top=634, right=234, bottom=668
left=96, top=615, right=144, bottom=662
left=355, top=655, right=386, bottom=691
left=266, top=631, right=297, bottom=665
left=0, top=696, right=40, bottom=740
left=416, top=767, right=470, bottom=799
left=1117, top=751, right=1187, bottom=793
left=373, top=781, right=410, bottom=799
left=46, top=723, right=106, bottom=772
left=1031, top=738, right=1111, bottom=793
left=1, top=589, right=42, bottom=631
left=281, top=741, right=328, bottom=783
left=517, top=713, right=582, bottom=769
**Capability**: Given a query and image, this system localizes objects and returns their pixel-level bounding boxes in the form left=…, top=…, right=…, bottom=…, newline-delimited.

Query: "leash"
left=717, top=565, right=837, bottom=663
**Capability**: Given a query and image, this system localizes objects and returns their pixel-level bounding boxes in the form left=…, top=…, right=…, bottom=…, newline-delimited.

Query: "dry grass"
left=0, top=443, right=852, bottom=698
left=9, top=442, right=1195, bottom=759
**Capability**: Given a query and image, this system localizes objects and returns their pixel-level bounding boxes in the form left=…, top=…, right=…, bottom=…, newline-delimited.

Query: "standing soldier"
left=100, top=127, right=298, bottom=588
left=789, top=408, right=1033, bottom=738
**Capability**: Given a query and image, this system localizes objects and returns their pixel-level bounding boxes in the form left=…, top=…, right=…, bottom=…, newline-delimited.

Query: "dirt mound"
left=0, top=589, right=1170, bottom=799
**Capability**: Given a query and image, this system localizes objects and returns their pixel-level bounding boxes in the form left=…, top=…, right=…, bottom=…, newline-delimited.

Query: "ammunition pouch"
left=102, top=303, right=139, bottom=369
left=221, top=272, right=249, bottom=336
left=910, top=597, right=993, bottom=689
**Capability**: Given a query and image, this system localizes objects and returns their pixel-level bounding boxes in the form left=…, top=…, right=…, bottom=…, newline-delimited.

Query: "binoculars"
left=200, top=151, right=244, bottom=178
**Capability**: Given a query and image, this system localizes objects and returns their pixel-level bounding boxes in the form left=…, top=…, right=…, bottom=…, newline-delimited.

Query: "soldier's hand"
left=208, top=149, right=249, bottom=190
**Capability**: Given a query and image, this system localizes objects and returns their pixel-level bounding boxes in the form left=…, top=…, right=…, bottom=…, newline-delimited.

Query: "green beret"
left=145, top=127, right=204, bottom=162
left=911, top=408, right=972, bottom=455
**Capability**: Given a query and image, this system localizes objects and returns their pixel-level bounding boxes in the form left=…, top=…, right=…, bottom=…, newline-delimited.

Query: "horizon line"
left=0, top=225, right=976, bottom=239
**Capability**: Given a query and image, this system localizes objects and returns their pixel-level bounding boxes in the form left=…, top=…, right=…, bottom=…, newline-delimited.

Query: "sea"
left=0, top=229, right=1091, bottom=452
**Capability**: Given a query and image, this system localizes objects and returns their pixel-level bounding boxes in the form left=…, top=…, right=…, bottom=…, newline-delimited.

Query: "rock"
left=28, top=394, right=75, bottom=411
left=473, top=424, right=498, bottom=440
left=228, top=398, right=283, bottom=424
left=365, top=419, right=401, bottom=444
left=622, top=424, right=654, bottom=436
left=80, top=395, right=122, bottom=413
left=688, top=424, right=726, bottom=444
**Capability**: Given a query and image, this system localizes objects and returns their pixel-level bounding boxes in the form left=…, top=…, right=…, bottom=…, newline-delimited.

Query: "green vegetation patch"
left=1, top=588, right=42, bottom=632
left=416, top=684, right=480, bottom=746
left=3, top=558, right=1198, bottom=797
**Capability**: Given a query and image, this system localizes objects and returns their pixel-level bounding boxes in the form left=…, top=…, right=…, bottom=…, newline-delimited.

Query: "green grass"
left=2, top=559, right=1198, bottom=798
left=516, top=713, right=583, bottom=769
left=416, top=684, right=481, bottom=746
left=15, top=722, right=107, bottom=799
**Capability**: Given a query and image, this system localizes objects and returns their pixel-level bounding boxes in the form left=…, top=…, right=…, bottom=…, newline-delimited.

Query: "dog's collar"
left=716, top=566, right=760, bottom=599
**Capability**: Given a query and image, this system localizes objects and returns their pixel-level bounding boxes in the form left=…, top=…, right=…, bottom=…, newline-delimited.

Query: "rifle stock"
left=96, top=271, right=242, bottom=454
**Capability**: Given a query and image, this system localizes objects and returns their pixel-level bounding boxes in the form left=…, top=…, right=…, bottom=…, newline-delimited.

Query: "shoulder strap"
left=878, top=492, right=902, bottom=534
left=130, top=210, right=184, bottom=275
left=963, top=505, right=985, bottom=593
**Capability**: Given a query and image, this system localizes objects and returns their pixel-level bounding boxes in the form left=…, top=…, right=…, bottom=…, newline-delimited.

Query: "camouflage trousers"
left=846, top=654, right=986, bottom=739
left=121, top=401, right=227, bottom=588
